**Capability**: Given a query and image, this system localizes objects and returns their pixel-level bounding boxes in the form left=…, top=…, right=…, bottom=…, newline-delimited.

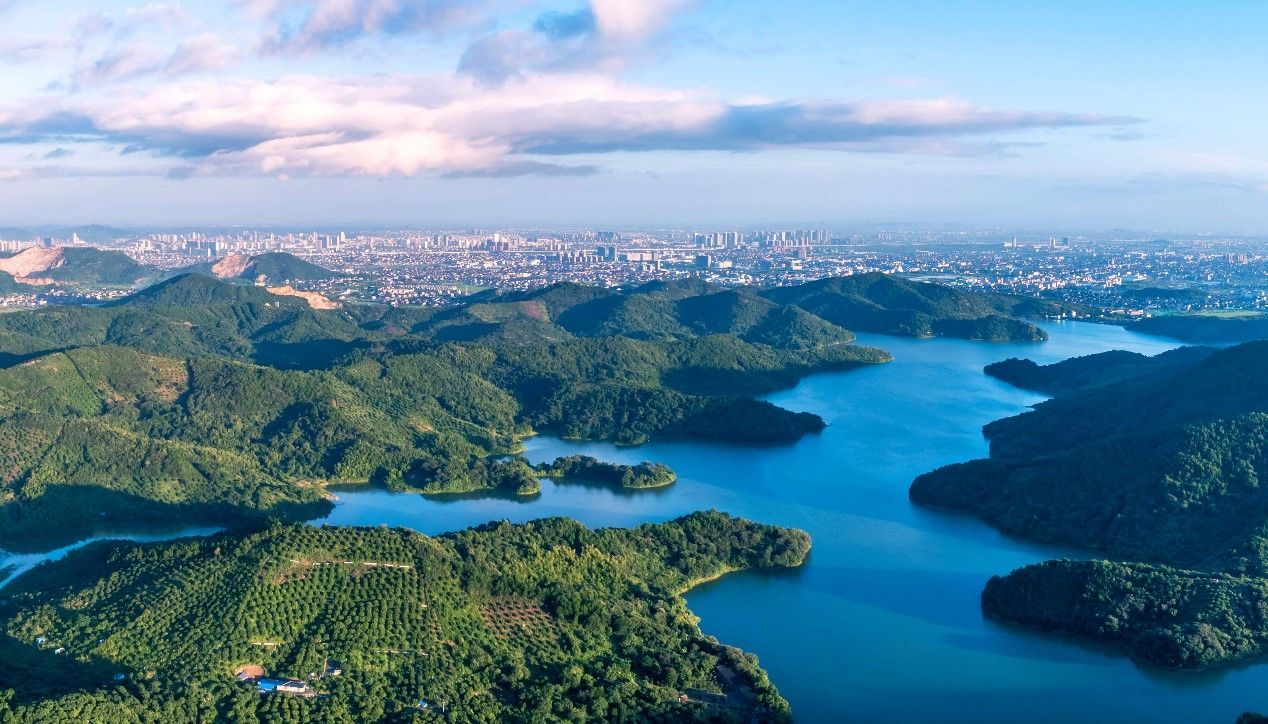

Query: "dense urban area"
left=2, top=224, right=1267, bottom=315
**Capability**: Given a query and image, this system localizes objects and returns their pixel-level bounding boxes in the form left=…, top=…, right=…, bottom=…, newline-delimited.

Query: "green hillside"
left=0, top=274, right=897, bottom=538
left=914, top=341, right=1268, bottom=571
left=983, top=560, right=1268, bottom=670
left=0, top=512, right=809, bottom=722
left=0, top=247, right=151, bottom=286
left=984, top=346, right=1215, bottom=396
left=912, top=339, right=1268, bottom=668
left=181, top=252, right=336, bottom=282
left=1131, top=313, right=1268, bottom=344
left=537, top=455, right=677, bottom=489
left=0, top=271, right=28, bottom=294
left=759, top=273, right=1088, bottom=341
left=448, top=273, right=1066, bottom=344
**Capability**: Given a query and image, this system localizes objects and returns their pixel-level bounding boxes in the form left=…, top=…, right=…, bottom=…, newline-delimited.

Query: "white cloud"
left=589, top=0, right=691, bottom=41
left=0, top=70, right=1131, bottom=179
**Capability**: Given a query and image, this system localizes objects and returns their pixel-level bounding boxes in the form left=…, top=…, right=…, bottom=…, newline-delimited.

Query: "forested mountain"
left=0, top=274, right=895, bottom=541
left=1131, top=313, right=1268, bottom=345
left=911, top=340, right=1268, bottom=668
left=0, top=247, right=150, bottom=286
left=426, top=281, right=856, bottom=348
left=0, top=269, right=1086, bottom=543
left=914, top=340, right=1268, bottom=570
left=451, top=272, right=1080, bottom=344
left=0, top=271, right=27, bottom=294
left=179, top=252, right=337, bottom=283
left=0, top=512, right=810, bottom=722
left=759, top=273, right=1088, bottom=341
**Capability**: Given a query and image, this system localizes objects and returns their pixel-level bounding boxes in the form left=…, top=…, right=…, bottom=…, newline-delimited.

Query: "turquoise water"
left=7, top=321, right=1265, bottom=721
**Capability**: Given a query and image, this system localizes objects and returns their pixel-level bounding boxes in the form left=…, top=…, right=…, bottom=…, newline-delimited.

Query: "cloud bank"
left=0, top=73, right=1134, bottom=178
left=0, top=0, right=1138, bottom=181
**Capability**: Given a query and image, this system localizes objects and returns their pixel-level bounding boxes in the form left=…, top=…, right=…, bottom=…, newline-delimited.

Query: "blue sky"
left=0, top=0, right=1265, bottom=231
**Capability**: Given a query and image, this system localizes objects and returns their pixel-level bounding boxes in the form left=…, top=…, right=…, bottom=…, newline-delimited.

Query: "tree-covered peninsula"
left=913, top=340, right=1268, bottom=669
left=983, top=559, right=1268, bottom=670
left=914, top=340, right=1268, bottom=571
left=983, top=346, right=1215, bottom=396
left=0, top=511, right=810, bottom=723
left=536, top=455, right=677, bottom=489
left=1129, top=312, right=1268, bottom=345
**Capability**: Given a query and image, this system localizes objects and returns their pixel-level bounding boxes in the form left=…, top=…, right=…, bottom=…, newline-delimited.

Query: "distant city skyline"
left=1, top=1, right=1266, bottom=231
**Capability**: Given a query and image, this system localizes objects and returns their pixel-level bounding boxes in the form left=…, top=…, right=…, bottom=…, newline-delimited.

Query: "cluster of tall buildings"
left=0, top=239, right=34, bottom=252
left=753, top=229, right=833, bottom=247
left=693, top=229, right=833, bottom=249
left=693, top=231, right=744, bottom=248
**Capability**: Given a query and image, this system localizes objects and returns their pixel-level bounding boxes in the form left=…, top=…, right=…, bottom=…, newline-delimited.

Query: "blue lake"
left=6, top=321, right=1264, bottom=721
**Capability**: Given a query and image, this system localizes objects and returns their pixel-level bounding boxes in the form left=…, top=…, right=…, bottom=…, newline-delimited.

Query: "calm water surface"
left=5, top=322, right=1261, bottom=722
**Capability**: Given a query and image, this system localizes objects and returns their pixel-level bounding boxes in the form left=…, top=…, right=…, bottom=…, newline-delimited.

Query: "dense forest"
left=178, top=252, right=338, bottom=283
left=983, top=559, right=1268, bottom=670
left=914, top=341, right=1268, bottom=571
left=0, top=247, right=149, bottom=286
left=758, top=273, right=1088, bottom=341
left=536, top=455, right=677, bottom=489
left=1131, top=313, right=1268, bottom=344
left=913, top=340, right=1268, bottom=669
left=983, top=346, right=1215, bottom=396
left=0, top=511, right=810, bottom=722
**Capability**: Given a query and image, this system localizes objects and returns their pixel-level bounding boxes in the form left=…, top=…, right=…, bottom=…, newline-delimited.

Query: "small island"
left=536, top=455, right=677, bottom=489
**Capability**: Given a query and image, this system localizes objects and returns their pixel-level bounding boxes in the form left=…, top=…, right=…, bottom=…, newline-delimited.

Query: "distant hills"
left=0, top=246, right=149, bottom=285
left=0, top=248, right=335, bottom=291
left=912, top=340, right=1268, bottom=669
left=178, top=251, right=336, bottom=283
left=444, top=272, right=1080, bottom=345
left=58, top=224, right=130, bottom=244
left=760, top=273, right=1088, bottom=341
